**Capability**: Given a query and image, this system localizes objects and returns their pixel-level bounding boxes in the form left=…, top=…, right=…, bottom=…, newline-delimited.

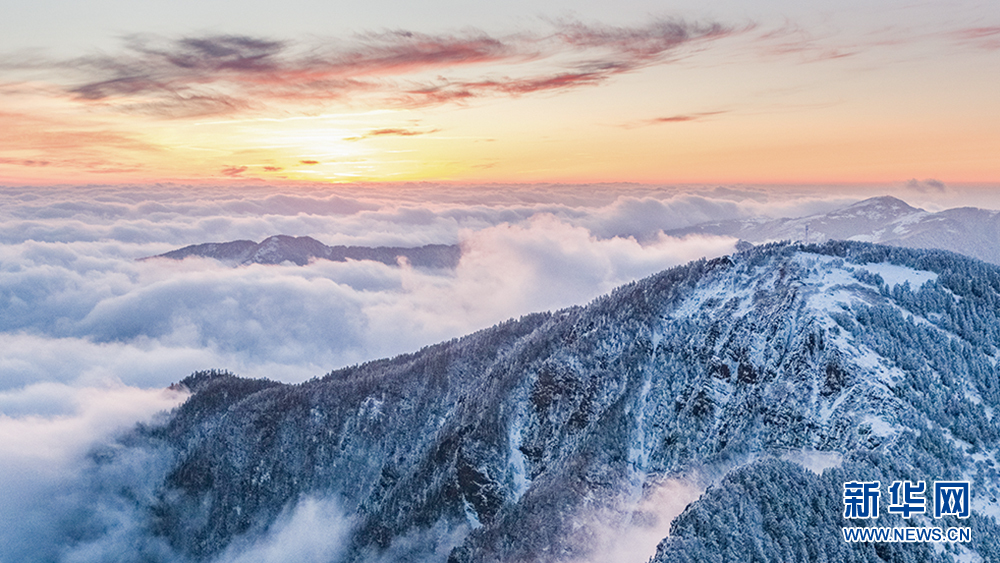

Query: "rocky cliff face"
left=66, top=241, right=1000, bottom=562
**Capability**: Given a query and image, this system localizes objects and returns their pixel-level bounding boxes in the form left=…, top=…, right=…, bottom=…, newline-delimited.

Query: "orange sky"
left=1, top=2, right=998, bottom=186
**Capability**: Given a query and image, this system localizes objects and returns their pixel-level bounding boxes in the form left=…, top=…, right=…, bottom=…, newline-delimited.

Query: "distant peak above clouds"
left=828, top=195, right=922, bottom=218
left=669, top=195, right=1000, bottom=265
left=142, top=234, right=461, bottom=269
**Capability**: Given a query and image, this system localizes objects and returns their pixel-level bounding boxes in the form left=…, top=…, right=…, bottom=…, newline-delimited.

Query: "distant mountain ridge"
left=668, top=195, right=1000, bottom=265
left=60, top=241, right=1000, bottom=563
left=142, top=234, right=462, bottom=269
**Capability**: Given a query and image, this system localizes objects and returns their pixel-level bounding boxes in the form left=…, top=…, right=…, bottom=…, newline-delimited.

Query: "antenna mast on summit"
left=805, top=224, right=809, bottom=245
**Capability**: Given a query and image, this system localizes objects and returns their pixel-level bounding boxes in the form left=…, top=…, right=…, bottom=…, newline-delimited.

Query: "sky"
left=1, top=0, right=999, bottom=184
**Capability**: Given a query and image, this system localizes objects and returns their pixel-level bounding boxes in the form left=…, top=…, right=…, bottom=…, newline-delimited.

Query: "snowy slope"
left=53, top=241, right=1000, bottom=563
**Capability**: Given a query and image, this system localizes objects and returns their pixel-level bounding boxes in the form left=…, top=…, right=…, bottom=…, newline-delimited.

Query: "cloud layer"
left=0, top=181, right=988, bottom=562
left=1, top=184, right=763, bottom=393
left=3, top=19, right=737, bottom=117
left=0, top=384, right=186, bottom=563
left=0, top=181, right=872, bottom=414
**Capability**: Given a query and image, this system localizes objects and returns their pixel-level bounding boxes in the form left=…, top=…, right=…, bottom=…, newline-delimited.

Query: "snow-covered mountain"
left=58, top=241, right=1000, bottom=562
left=142, top=234, right=462, bottom=269
left=669, top=196, right=1000, bottom=265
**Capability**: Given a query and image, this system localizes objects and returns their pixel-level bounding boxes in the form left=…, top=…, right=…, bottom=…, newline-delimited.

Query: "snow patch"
left=860, top=414, right=900, bottom=438
left=780, top=450, right=843, bottom=474
left=463, top=498, right=483, bottom=530
left=795, top=253, right=865, bottom=313
left=359, top=396, right=384, bottom=420
left=952, top=544, right=984, bottom=563
left=973, top=494, right=1000, bottom=524
left=858, top=262, right=938, bottom=289
left=506, top=406, right=531, bottom=503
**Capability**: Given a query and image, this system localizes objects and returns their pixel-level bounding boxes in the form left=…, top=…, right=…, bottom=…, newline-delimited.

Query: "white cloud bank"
left=0, top=225, right=734, bottom=390
left=0, top=184, right=763, bottom=395
left=0, top=384, right=187, bottom=563
left=0, top=182, right=744, bottom=562
left=214, top=497, right=354, bottom=563
left=569, top=477, right=706, bottom=563
left=7, top=180, right=973, bottom=407
left=0, top=180, right=992, bottom=562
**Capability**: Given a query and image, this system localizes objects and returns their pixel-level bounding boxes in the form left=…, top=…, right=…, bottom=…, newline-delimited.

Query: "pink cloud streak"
left=4, top=20, right=740, bottom=117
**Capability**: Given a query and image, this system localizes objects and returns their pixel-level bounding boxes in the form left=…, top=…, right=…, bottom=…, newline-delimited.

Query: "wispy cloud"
left=221, top=165, right=248, bottom=176
left=395, top=20, right=735, bottom=105
left=754, top=23, right=859, bottom=61
left=2, top=20, right=740, bottom=118
left=752, top=18, right=1000, bottom=63
left=345, top=127, right=441, bottom=141
left=367, top=127, right=437, bottom=137
left=651, top=115, right=699, bottom=123
left=904, top=178, right=947, bottom=194
left=0, top=110, right=159, bottom=174
left=0, top=110, right=159, bottom=152
left=0, top=157, right=50, bottom=167
left=625, top=111, right=728, bottom=128
left=953, top=26, right=1000, bottom=50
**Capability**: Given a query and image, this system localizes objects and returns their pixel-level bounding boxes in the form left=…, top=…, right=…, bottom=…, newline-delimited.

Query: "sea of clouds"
left=0, top=182, right=858, bottom=396
left=1, top=181, right=944, bottom=561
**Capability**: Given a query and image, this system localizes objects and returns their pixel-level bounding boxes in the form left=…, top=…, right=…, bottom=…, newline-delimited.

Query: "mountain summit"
left=62, top=241, right=1000, bottom=562
left=143, top=235, right=462, bottom=269
left=670, top=196, right=1000, bottom=265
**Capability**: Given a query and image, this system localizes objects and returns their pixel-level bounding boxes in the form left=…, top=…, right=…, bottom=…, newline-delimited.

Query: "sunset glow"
left=2, top=1, right=997, bottom=186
